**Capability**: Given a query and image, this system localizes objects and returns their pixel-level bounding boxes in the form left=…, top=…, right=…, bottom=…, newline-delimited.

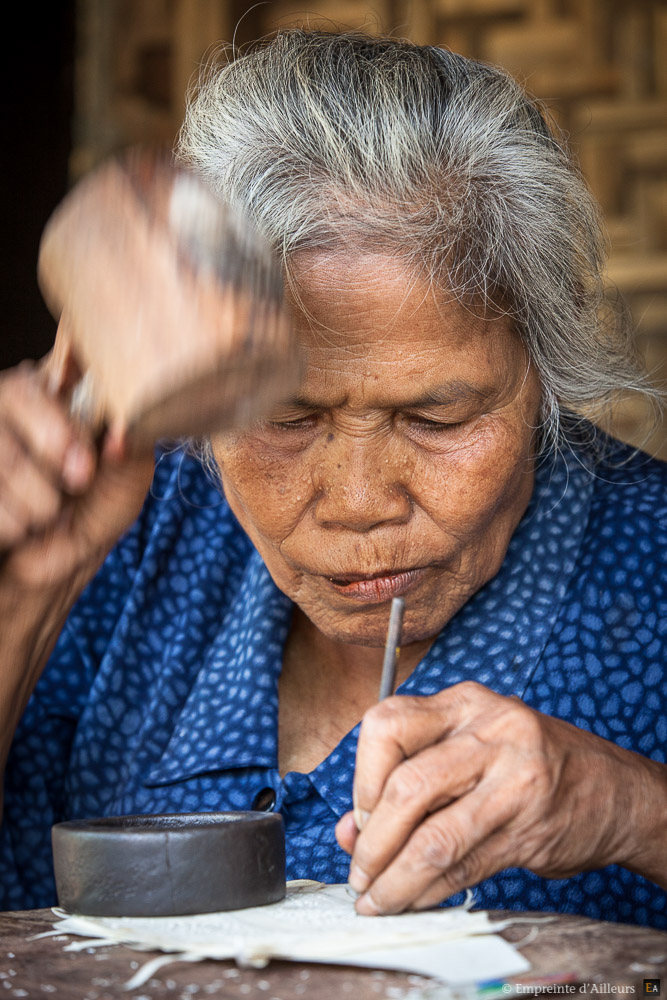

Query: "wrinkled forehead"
left=282, top=251, right=526, bottom=407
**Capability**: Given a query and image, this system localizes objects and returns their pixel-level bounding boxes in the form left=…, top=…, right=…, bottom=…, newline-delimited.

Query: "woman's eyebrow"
left=283, top=396, right=321, bottom=409
left=285, top=381, right=499, bottom=410
left=397, top=381, right=499, bottom=408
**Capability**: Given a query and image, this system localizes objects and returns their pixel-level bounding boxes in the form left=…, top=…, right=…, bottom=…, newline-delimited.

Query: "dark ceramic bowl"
left=52, top=811, right=285, bottom=917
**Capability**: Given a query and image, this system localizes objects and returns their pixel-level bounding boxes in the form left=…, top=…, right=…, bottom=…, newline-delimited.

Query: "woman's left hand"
left=335, top=681, right=667, bottom=914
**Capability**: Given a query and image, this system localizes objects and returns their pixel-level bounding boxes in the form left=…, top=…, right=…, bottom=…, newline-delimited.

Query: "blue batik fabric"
left=1, top=433, right=666, bottom=927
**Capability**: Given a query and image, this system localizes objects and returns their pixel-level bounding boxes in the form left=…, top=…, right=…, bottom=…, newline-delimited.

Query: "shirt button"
left=252, top=787, right=276, bottom=812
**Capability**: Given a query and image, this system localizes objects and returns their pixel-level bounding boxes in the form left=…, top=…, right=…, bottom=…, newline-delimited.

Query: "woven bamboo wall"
left=73, top=0, right=667, bottom=456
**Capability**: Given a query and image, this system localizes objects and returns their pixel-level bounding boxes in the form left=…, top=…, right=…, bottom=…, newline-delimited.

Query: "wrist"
left=617, top=752, right=667, bottom=889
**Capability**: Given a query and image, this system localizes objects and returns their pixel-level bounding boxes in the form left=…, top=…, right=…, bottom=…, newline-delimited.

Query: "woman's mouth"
left=325, top=568, right=426, bottom=602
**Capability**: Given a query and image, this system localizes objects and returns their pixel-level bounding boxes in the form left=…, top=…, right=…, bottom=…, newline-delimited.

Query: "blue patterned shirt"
left=1, top=432, right=666, bottom=927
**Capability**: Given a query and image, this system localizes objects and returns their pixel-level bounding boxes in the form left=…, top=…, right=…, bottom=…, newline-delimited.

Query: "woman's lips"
left=326, top=568, right=426, bottom=602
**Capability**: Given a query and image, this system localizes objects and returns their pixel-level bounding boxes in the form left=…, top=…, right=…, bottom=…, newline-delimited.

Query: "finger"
left=349, top=733, right=489, bottom=892
left=335, top=812, right=359, bottom=856
left=0, top=429, right=65, bottom=532
left=6, top=449, right=153, bottom=588
left=0, top=500, right=30, bottom=548
left=355, top=781, right=514, bottom=915
left=407, top=832, right=513, bottom=912
left=0, top=365, right=95, bottom=491
left=353, top=682, right=493, bottom=828
left=62, top=450, right=155, bottom=560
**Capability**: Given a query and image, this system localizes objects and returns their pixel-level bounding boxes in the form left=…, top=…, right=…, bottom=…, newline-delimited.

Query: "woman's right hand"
left=0, top=359, right=154, bottom=593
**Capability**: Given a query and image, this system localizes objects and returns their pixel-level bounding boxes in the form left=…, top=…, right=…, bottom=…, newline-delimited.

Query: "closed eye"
left=265, top=413, right=319, bottom=430
left=402, top=413, right=467, bottom=432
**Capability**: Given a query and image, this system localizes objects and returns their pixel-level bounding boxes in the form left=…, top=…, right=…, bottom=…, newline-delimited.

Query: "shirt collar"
left=145, top=549, right=290, bottom=785
left=146, top=440, right=594, bottom=801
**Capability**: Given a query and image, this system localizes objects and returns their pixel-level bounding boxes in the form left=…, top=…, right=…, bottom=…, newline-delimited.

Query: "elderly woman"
left=0, top=30, right=665, bottom=926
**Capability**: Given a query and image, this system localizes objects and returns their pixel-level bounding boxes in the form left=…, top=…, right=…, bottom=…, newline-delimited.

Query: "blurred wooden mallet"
left=37, top=149, right=301, bottom=453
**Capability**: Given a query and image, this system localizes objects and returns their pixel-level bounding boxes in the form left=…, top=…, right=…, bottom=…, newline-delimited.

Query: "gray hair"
left=177, top=29, right=659, bottom=452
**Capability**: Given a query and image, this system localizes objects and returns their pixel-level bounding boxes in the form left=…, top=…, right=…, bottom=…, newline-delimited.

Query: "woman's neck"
left=277, top=607, right=433, bottom=776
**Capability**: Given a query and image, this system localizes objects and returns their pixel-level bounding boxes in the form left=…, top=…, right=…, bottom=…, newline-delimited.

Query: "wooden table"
left=1, top=908, right=666, bottom=999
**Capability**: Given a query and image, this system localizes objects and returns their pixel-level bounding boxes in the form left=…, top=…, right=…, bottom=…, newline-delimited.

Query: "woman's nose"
left=313, top=433, right=412, bottom=532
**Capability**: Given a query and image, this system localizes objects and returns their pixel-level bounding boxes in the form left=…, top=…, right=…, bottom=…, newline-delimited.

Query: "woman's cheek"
left=213, top=434, right=313, bottom=540
left=413, top=419, right=534, bottom=532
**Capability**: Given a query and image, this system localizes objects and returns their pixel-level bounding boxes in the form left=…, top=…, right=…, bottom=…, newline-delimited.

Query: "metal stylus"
left=378, top=597, right=405, bottom=700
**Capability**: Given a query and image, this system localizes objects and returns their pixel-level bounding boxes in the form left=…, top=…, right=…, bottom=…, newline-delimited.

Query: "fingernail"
left=353, top=807, right=370, bottom=831
left=63, top=441, right=92, bottom=490
left=356, top=891, right=381, bottom=916
left=349, top=864, right=370, bottom=893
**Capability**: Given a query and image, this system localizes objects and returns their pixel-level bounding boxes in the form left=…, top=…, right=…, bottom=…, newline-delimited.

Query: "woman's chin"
left=295, top=597, right=442, bottom=650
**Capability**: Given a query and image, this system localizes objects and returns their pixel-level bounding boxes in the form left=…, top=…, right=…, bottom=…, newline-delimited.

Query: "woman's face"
left=212, top=253, right=541, bottom=648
